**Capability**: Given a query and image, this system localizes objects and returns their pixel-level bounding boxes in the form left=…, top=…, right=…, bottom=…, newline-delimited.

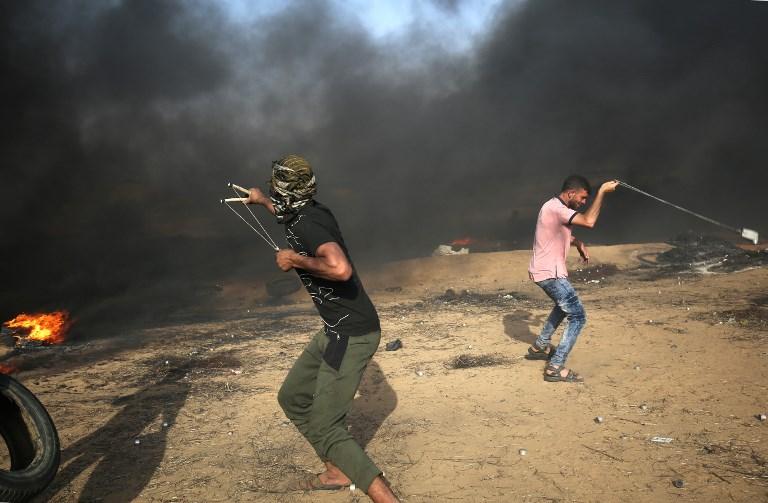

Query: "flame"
left=451, top=237, right=474, bottom=246
left=0, top=363, right=17, bottom=374
left=4, top=310, right=70, bottom=345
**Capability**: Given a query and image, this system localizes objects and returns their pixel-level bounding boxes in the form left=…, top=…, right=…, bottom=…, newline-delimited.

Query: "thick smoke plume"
left=2, top=0, right=766, bottom=329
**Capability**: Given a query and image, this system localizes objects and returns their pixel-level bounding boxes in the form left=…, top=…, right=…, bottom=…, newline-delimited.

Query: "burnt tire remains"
left=0, top=373, right=60, bottom=502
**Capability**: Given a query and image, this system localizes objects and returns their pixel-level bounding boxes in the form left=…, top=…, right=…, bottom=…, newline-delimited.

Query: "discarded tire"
left=0, top=373, right=60, bottom=502
left=266, top=277, right=302, bottom=298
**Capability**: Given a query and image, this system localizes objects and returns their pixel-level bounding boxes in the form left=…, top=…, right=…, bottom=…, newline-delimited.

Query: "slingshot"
left=220, top=182, right=280, bottom=251
left=618, top=181, right=759, bottom=245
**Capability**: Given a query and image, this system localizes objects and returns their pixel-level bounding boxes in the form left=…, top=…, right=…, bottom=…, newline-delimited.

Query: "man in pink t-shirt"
left=526, top=175, right=618, bottom=383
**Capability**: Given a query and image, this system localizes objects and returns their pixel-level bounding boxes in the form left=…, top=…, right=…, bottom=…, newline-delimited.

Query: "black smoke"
left=2, top=0, right=766, bottom=329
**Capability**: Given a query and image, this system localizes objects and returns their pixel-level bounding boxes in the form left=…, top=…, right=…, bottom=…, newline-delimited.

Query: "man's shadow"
left=36, top=367, right=192, bottom=502
left=503, top=309, right=547, bottom=346
left=348, top=359, right=397, bottom=449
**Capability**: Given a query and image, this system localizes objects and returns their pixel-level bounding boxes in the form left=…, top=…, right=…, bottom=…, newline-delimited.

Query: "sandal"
left=283, top=474, right=346, bottom=492
left=543, top=363, right=584, bottom=383
left=525, top=344, right=554, bottom=361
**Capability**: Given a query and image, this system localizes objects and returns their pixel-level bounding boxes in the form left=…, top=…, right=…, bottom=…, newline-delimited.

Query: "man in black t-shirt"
left=247, top=155, right=399, bottom=503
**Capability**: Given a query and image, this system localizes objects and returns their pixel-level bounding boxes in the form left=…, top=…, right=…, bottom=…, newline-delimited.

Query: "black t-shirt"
left=283, top=201, right=380, bottom=343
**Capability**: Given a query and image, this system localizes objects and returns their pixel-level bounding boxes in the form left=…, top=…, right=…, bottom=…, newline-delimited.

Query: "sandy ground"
left=3, top=243, right=767, bottom=502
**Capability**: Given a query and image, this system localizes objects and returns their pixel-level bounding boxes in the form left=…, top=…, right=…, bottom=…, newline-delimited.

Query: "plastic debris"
left=757, top=413, right=767, bottom=421
left=385, top=339, right=403, bottom=351
left=518, top=449, right=528, bottom=456
left=650, top=436, right=673, bottom=444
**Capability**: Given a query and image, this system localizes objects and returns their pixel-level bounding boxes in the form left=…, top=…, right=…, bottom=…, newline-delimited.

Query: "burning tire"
left=0, top=373, right=60, bottom=502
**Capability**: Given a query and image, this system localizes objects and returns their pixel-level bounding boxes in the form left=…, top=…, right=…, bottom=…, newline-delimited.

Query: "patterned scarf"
left=269, top=155, right=317, bottom=223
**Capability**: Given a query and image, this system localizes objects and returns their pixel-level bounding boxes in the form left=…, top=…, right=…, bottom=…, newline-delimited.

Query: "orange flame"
left=4, top=310, right=70, bottom=345
left=451, top=237, right=474, bottom=246
left=0, top=363, right=17, bottom=374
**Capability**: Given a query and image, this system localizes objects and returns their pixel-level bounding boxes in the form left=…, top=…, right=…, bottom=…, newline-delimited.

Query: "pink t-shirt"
left=528, top=197, right=577, bottom=282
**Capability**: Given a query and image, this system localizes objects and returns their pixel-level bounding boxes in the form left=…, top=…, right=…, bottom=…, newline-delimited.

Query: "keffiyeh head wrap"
left=269, top=154, right=317, bottom=223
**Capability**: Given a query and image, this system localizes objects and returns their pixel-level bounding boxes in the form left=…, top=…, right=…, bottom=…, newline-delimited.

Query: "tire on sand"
left=0, top=373, right=60, bottom=502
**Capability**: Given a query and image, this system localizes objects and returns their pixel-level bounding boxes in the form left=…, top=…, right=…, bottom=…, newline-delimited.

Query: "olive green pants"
left=277, top=329, right=382, bottom=492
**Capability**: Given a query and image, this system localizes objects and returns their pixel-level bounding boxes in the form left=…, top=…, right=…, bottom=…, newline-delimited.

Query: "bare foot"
left=318, top=461, right=352, bottom=486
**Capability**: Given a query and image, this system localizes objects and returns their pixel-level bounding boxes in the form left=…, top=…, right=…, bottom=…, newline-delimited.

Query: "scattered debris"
left=711, top=303, right=768, bottom=333
left=448, top=353, right=511, bottom=369
left=432, top=244, right=469, bottom=256
left=385, top=339, right=403, bottom=351
left=650, top=436, right=674, bottom=444
left=434, top=289, right=528, bottom=307
left=570, top=263, right=620, bottom=283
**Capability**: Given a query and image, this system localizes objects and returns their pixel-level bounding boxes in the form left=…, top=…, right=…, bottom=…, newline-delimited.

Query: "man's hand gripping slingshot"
left=220, top=182, right=280, bottom=252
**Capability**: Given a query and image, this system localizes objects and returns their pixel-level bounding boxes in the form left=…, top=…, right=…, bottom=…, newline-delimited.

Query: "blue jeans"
left=534, top=278, right=586, bottom=367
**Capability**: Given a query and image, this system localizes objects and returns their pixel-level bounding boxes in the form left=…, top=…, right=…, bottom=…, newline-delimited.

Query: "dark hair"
left=561, top=175, right=591, bottom=194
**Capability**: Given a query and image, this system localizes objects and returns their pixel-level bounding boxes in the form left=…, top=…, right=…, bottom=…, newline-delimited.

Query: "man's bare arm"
left=571, top=180, right=619, bottom=229
left=276, top=242, right=353, bottom=281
